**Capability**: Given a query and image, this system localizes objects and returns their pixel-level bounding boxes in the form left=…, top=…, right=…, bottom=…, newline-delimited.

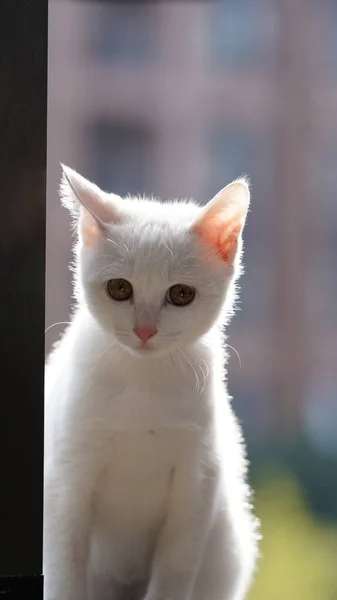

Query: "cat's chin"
left=125, top=345, right=165, bottom=359
left=130, top=347, right=158, bottom=358
left=119, top=341, right=172, bottom=359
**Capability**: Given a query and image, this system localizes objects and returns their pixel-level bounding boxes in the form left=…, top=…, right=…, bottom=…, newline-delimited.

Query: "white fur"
left=44, top=169, right=259, bottom=600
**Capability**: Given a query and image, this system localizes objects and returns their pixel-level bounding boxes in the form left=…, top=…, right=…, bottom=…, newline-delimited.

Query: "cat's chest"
left=92, top=429, right=188, bottom=532
left=100, top=428, right=179, bottom=478
left=83, top=377, right=209, bottom=433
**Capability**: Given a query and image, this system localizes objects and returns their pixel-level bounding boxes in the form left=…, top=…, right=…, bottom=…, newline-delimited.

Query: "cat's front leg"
left=43, top=469, right=92, bottom=600
left=144, top=455, right=219, bottom=600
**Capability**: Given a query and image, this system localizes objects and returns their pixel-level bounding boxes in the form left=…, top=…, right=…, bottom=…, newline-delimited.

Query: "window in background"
left=88, top=119, right=154, bottom=197
left=90, top=4, right=156, bottom=63
left=209, top=0, right=279, bottom=70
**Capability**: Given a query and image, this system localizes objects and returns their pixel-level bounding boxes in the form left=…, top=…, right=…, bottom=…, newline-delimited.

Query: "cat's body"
left=44, top=168, right=259, bottom=600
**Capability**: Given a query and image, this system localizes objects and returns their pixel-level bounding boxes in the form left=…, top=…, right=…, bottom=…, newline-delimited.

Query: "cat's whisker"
left=175, top=254, right=203, bottom=268
left=106, top=238, right=119, bottom=248
left=92, top=265, right=128, bottom=279
left=95, top=254, right=118, bottom=260
left=123, top=244, right=131, bottom=258
left=165, top=244, right=174, bottom=257
left=168, top=235, right=174, bottom=256
left=197, top=361, right=206, bottom=394
left=198, top=357, right=210, bottom=393
left=177, top=346, right=200, bottom=394
left=92, top=265, right=113, bottom=278
left=170, top=353, right=177, bottom=371
left=92, top=341, right=117, bottom=375
left=226, top=344, right=242, bottom=370
left=179, top=264, right=203, bottom=269
left=188, top=351, right=210, bottom=394
left=45, top=321, right=71, bottom=334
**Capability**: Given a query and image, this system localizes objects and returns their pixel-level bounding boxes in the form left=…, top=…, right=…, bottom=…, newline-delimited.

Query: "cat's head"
left=60, top=165, right=250, bottom=357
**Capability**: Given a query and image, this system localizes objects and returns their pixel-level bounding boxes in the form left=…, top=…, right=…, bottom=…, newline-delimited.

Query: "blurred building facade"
left=47, top=0, right=337, bottom=442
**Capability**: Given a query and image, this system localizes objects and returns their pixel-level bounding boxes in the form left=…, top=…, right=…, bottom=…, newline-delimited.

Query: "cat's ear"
left=191, top=179, right=250, bottom=264
left=59, top=164, right=121, bottom=247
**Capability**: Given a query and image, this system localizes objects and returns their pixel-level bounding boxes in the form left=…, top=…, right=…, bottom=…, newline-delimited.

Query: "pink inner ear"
left=81, top=210, right=100, bottom=248
left=194, top=212, right=242, bottom=263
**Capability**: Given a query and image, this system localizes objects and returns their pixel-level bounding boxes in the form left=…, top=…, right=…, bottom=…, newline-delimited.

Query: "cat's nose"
left=133, top=326, right=157, bottom=344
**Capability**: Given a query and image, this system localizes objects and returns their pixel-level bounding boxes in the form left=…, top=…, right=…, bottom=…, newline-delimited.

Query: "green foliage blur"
left=248, top=470, right=337, bottom=600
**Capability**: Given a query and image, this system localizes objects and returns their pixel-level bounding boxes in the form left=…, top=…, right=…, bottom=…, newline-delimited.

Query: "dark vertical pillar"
left=0, top=0, right=47, bottom=597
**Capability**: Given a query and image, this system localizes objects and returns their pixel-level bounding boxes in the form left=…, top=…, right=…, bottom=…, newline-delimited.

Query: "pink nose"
left=134, top=326, right=157, bottom=344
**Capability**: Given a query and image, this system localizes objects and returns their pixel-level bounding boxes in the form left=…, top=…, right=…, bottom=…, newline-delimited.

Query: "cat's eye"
left=107, top=278, right=133, bottom=301
left=167, top=284, right=195, bottom=307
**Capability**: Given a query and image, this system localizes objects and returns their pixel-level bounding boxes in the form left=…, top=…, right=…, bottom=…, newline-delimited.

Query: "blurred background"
left=47, top=1, right=337, bottom=597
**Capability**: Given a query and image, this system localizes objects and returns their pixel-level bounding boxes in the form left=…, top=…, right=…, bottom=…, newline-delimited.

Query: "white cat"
left=44, top=166, right=259, bottom=600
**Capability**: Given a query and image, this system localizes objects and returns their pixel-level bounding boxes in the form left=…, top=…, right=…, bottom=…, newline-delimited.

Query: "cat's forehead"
left=104, top=219, right=200, bottom=274
left=103, top=196, right=204, bottom=263
left=115, top=194, right=202, bottom=225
